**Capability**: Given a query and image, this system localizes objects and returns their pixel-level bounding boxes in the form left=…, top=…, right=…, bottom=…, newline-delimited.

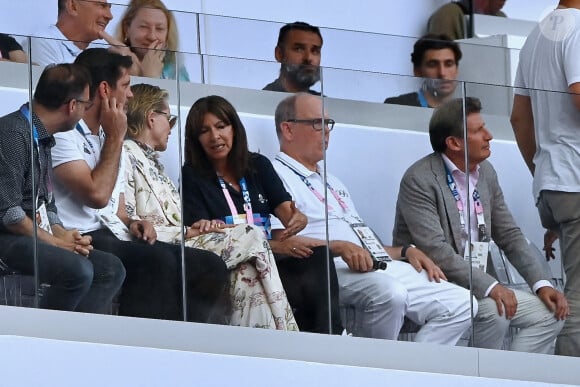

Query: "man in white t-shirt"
left=511, top=0, right=580, bottom=357
left=270, top=92, right=474, bottom=344
left=23, top=0, right=113, bottom=66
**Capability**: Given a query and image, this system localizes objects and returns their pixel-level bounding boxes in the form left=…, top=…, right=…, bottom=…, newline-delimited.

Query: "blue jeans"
left=0, top=233, right=125, bottom=313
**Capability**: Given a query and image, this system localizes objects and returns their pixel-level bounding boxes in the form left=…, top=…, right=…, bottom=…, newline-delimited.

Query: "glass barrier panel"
left=462, top=78, right=574, bottom=356
left=315, top=67, right=477, bottom=345
left=2, top=1, right=576, bottom=360
left=0, top=34, right=39, bottom=309
left=202, top=55, right=281, bottom=92
left=198, top=15, right=424, bottom=77
left=17, top=35, right=189, bottom=323
left=174, top=52, right=332, bottom=333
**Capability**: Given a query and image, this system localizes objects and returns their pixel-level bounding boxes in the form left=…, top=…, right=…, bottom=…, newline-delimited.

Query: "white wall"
left=502, top=0, right=559, bottom=20
left=1, top=334, right=573, bottom=387
left=2, top=1, right=558, bottom=39
left=1, top=0, right=557, bottom=102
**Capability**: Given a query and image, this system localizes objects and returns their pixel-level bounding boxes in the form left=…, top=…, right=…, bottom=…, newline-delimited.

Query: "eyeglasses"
left=154, top=110, right=177, bottom=128
left=74, top=98, right=94, bottom=110
left=286, top=118, right=335, bottom=131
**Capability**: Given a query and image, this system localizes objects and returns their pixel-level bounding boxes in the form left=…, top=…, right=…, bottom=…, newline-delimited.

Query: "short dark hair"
left=411, top=33, right=462, bottom=69
left=34, top=63, right=91, bottom=110
left=57, top=0, right=66, bottom=16
left=429, top=97, right=482, bottom=152
left=276, top=21, right=323, bottom=48
left=184, top=95, right=249, bottom=180
left=74, top=48, right=133, bottom=98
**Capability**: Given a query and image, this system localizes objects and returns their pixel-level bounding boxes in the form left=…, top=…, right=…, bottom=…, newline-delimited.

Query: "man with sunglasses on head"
left=270, top=92, right=474, bottom=343
left=0, top=63, right=125, bottom=313
left=24, top=0, right=113, bottom=66
left=50, top=48, right=227, bottom=321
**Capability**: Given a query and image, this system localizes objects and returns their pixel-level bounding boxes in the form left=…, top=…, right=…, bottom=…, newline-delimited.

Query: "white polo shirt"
left=52, top=119, right=124, bottom=233
left=271, top=152, right=363, bottom=246
left=23, top=25, right=83, bottom=66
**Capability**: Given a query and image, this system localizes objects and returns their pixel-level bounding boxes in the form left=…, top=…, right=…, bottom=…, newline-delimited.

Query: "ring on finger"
left=292, top=247, right=297, bottom=252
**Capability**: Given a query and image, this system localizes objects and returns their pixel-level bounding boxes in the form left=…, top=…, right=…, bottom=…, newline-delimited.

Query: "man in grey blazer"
left=393, top=97, right=568, bottom=353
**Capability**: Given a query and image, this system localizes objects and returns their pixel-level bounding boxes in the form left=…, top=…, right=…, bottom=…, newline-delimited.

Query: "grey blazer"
left=392, top=152, right=548, bottom=299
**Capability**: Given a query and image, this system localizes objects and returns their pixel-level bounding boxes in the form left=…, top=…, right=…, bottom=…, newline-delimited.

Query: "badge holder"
left=225, top=214, right=272, bottom=239
left=36, top=202, right=53, bottom=235
left=463, top=241, right=489, bottom=272
left=350, top=223, right=391, bottom=270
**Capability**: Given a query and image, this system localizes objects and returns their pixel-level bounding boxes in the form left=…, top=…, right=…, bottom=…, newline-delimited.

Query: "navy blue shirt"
left=182, top=153, right=291, bottom=224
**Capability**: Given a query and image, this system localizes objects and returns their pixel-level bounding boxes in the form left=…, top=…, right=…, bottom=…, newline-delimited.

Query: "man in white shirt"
left=24, top=0, right=113, bottom=66
left=395, top=97, right=568, bottom=353
left=271, top=92, right=474, bottom=344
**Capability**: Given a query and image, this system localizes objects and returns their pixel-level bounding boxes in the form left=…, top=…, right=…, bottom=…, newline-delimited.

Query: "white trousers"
left=473, top=288, right=564, bottom=353
left=335, top=259, right=475, bottom=345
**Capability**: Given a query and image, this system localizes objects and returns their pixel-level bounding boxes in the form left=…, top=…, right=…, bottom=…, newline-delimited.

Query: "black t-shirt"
left=0, top=34, right=23, bottom=60
left=384, top=92, right=422, bottom=107
left=182, top=153, right=291, bottom=225
left=262, top=78, right=322, bottom=96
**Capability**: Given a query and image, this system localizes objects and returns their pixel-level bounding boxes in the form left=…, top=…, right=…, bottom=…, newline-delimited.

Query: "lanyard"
left=76, top=123, right=97, bottom=153
left=76, top=123, right=101, bottom=164
left=275, top=155, right=349, bottom=213
left=417, top=89, right=429, bottom=108
left=20, top=104, right=52, bottom=203
left=20, top=104, right=39, bottom=147
left=444, top=165, right=489, bottom=242
left=61, top=40, right=79, bottom=59
left=217, top=175, right=254, bottom=225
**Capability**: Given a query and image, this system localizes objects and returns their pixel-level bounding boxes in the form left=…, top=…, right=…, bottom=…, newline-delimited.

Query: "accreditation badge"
left=225, top=213, right=272, bottom=239
left=350, top=223, right=391, bottom=261
left=36, top=202, right=53, bottom=235
left=463, top=241, right=489, bottom=272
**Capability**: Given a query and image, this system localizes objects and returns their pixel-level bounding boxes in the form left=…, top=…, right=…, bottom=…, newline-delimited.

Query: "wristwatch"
left=401, top=243, right=416, bottom=259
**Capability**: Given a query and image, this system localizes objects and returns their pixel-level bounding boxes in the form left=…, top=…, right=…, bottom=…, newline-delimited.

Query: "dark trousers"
left=276, top=246, right=343, bottom=334
left=87, top=229, right=228, bottom=322
left=0, top=233, right=125, bottom=313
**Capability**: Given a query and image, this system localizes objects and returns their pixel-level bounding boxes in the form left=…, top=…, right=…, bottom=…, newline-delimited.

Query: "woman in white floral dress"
left=123, top=83, right=298, bottom=330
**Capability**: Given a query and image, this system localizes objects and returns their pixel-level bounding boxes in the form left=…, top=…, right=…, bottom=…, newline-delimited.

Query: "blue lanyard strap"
left=20, top=104, right=39, bottom=144
left=239, top=177, right=252, bottom=212
left=20, top=104, right=53, bottom=203
left=417, top=89, right=429, bottom=108
left=443, top=164, right=488, bottom=241
left=76, top=123, right=98, bottom=155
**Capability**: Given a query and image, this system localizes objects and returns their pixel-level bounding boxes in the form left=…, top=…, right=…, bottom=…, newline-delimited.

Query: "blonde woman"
left=123, top=83, right=297, bottom=330
left=101, top=0, right=188, bottom=80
